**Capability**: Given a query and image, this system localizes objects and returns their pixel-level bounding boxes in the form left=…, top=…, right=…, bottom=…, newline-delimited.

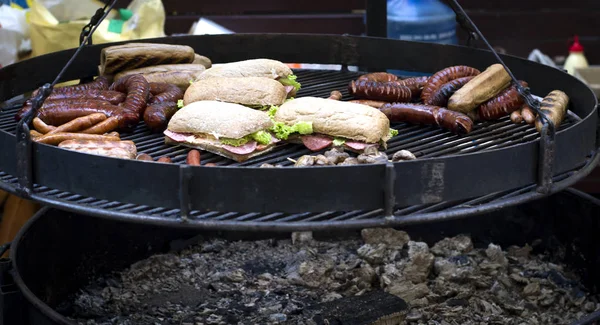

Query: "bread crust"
left=183, top=77, right=287, bottom=106
left=167, top=101, right=273, bottom=139
left=197, top=59, right=292, bottom=80
left=274, top=97, right=391, bottom=143
left=165, top=137, right=276, bottom=162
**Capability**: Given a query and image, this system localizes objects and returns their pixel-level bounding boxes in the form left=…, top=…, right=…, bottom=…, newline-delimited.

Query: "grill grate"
left=0, top=69, right=578, bottom=167
left=0, top=69, right=587, bottom=229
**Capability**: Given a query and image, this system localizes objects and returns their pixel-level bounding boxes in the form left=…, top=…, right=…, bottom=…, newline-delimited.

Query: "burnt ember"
left=65, top=229, right=598, bottom=324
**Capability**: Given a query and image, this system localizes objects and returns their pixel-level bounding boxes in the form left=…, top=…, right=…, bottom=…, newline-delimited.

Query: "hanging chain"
left=15, top=0, right=119, bottom=196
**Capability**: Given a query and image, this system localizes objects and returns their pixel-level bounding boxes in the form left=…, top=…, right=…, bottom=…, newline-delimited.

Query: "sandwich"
left=271, top=97, right=397, bottom=153
left=164, top=101, right=285, bottom=162
left=183, top=76, right=288, bottom=108
left=196, top=58, right=301, bottom=97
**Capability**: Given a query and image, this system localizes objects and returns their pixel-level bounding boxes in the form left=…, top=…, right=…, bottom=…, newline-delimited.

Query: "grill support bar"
left=444, top=0, right=557, bottom=194
left=383, top=162, right=396, bottom=217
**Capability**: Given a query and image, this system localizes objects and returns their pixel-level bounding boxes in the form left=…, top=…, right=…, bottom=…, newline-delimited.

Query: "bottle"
left=387, top=0, right=458, bottom=45
left=563, top=35, right=589, bottom=76
left=386, top=0, right=458, bottom=75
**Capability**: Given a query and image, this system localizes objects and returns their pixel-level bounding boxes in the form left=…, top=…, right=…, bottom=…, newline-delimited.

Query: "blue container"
left=386, top=0, right=458, bottom=75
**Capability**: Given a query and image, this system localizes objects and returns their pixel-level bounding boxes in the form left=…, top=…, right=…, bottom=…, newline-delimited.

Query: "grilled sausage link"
left=348, top=80, right=412, bottom=102
left=425, top=76, right=475, bottom=107
left=393, top=76, right=429, bottom=99
left=110, top=74, right=150, bottom=117
left=510, top=109, right=524, bottom=124
left=357, top=72, right=399, bottom=82
left=535, top=90, right=569, bottom=132
left=477, top=81, right=528, bottom=120
left=520, top=104, right=536, bottom=125
left=27, top=99, right=119, bottom=126
left=31, top=76, right=110, bottom=98
left=421, top=66, right=481, bottom=102
left=379, top=103, right=473, bottom=134
left=149, top=82, right=184, bottom=104
left=25, top=89, right=125, bottom=107
left=81, top=116, right=120, bottom=134
left=143, top=102, right=179, bottom=133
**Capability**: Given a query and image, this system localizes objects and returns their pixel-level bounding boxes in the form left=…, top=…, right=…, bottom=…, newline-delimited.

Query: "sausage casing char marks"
left=421, top=66, right=481, bottom=102
left=380, top=103, right=473, bottom=134
left=110, top=74, right=151, bottom=130
left=393, top=76, right=429, bottom=99
left=143, top=102, right=179, bottom=132
left=535, top=90, right=569, bottom=132
left=348, top=80, right=412, bottom=102
left=28, top=99, right=118, bottom=126
left=357, top=72, right=399, bottom=82
left=425, top=76, right=475, bottom=107
left=477, top=81, right=528, bottom=120
left=148, top=82, right=184, bottom=104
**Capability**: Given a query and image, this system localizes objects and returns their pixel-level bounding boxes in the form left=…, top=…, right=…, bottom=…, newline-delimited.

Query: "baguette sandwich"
left=196, top=58, right=301, bottom=96
left=164, top=101, right=287, bottom=162
left=183, top=76, right=289, bottom=108
left=271, top=97, right=397, bottom=153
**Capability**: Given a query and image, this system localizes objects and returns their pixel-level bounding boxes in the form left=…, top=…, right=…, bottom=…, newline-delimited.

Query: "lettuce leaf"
left=251, top=130, right=272, bottom=145
left=389, top=128, right=399, bottom=138
left=332, top=138, right=346, bottom=146
left=270, top=121, right=313, bottom=140
left=267, top=106, right=279, bottom=119
left=279, top=74, right=301, bottom=92
left=177, top=99, right=184, bottom=108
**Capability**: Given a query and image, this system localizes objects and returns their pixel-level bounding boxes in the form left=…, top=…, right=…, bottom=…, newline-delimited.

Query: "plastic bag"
left=26, top=0, right=166, bottom=57
left=0, top=4, right=30, bottom=68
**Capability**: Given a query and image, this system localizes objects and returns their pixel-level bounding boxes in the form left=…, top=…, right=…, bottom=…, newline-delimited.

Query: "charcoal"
left=66, top=231, right=597, bottom=325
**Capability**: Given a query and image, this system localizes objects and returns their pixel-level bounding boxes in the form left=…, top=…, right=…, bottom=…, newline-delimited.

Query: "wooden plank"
left=166, top=14, right=366, bottom=35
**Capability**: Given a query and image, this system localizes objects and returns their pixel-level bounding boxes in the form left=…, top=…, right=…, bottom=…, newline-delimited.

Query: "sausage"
left=477, top=81, right=528, bottom=120
left=205, top=163, right=217, bottom=167
left=535, top=90, right=569, bottom=132
left=46, top=113, right=107, bottom=135
left=32, top=117, right=56, bottom=134
left=521, top=105, right=536, bottom=125
left=425, top=76, right=475, bottom=107
left=30, top=77, right=110, bottom=99
left=379, top=103, right=473, bottom=134
left=187, top=150, right=201, bottom=166
left=157, top=156, right=172, bottom=163
left=143, top=102, right=179, bottom=133
left=106, top=131, right=120, bottom=138
left=447, top=64, right=511, bottom=114
left=510, top=109, right=524, bottom=124
left=110, top=74, right=150, bottom=117
left=357, top=72, right=399, bottom=82
left=34, top=132, right=121, bottom=146
left=25, top=90, right=125, bottom=106
left=136, top=153, right=154, bottom=161
left=393, top=76, right=429, bottom=99
left=349, top=99, right=389, bottom=109
left=348, top=80, right=412, bottom=102
left=58, top=139, right=137, bottom=159
left=30, top=130, right=44, bottom=138
left=328, top=90, right=342, bottom=100
left=81, top=116, right=120, bottom=134
left=148, top=82, right=184, bottom=104
left=28, top=99, right=118, bottom=126
left=421, top=66, right=481, bottom=103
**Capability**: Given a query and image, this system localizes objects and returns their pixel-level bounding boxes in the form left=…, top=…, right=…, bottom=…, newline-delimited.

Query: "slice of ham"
left=344, top=141, right=371, bottom=151
left=284, top=85, right=295, bottom=96
left=164, top=130, right=191, bottom=142
left=301, top=135, right=333, bottom=151
left=222, top=141, right=257, bottom=154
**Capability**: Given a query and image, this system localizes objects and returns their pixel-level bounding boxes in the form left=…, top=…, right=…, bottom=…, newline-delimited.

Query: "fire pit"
left=7, top=189, right=600, bottom=324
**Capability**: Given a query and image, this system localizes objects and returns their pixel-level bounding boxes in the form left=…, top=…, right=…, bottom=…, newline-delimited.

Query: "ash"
left=68, top=229, right=598, bottom=325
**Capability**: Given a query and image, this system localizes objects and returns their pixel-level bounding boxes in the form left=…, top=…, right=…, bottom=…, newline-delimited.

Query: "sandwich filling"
left=164, top=130, right=280, bottom=155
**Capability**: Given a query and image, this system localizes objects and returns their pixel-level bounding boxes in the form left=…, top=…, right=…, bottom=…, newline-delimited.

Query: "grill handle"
left=14, top=0, right=119, bottom=197
left=443, top=0, right=556, bottom=193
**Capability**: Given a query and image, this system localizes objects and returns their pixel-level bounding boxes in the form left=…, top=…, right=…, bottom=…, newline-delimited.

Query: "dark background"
left=111, top=0, right=600, bottom=64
